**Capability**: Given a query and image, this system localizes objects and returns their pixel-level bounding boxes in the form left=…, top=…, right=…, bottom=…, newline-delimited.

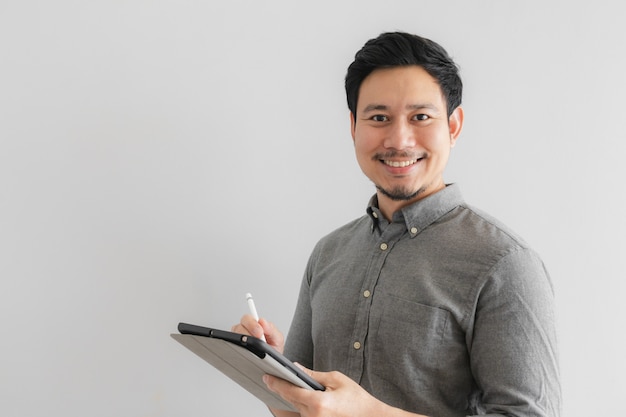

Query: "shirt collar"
left=366, top=184, right=464, bottom=237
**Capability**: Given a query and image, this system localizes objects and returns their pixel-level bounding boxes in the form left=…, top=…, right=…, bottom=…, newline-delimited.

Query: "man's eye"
left=413, top=114, right=429, bottom=121
left=372, top=115, right=388, bottom=122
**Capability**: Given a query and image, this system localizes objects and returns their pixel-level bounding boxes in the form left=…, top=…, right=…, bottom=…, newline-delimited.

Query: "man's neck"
left=376, top=184, right=446, bottom=221
left=377, top=195, right=418, bottom=222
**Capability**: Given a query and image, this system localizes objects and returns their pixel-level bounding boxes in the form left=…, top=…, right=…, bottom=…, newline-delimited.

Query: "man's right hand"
left=231, top=315, right=285, bottom=354
left=232, top=315, right=292, bottom=416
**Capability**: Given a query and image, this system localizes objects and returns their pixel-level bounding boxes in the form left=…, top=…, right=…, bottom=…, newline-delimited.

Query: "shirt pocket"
left=368, top=294, right=451, bottom=392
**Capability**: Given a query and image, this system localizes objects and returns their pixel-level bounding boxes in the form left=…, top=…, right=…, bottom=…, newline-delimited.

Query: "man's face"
left=351, top=65, right=463, bottom=213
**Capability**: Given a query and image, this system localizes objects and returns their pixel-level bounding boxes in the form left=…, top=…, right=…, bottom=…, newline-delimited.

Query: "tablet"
left=171, top=322, right=324, bottom=411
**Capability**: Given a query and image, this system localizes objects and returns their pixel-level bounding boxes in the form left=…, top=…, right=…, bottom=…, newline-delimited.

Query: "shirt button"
left=410, top=227, right=418, bottom=234
left=353, top=341, right=361, bottom=350
left=380, top=243, right=388, bottom=251
left=363, top=290, right=371, bottom=298
left=372, top=211, right=378, bottom=219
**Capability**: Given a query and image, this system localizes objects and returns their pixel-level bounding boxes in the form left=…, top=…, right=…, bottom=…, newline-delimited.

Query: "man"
left=234, top=32, right=561, bottom=417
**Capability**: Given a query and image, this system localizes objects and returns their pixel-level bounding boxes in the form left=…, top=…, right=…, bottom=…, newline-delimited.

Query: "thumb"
left=294, top=363, right=332, bottom=387
left=293, top=362, right=311, bottom=374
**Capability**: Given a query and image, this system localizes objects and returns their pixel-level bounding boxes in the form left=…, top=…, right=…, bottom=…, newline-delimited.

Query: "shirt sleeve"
left=283, top=260, right=315, bottom=368
left=467, top=247, right=562, bottom=417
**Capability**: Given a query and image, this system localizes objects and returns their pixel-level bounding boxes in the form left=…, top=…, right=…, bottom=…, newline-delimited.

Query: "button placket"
left=347, top=221, right=401, bottom=380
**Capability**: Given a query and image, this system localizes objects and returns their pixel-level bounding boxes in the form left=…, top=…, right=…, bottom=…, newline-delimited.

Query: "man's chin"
left=376, top=185, right=424, bottom=201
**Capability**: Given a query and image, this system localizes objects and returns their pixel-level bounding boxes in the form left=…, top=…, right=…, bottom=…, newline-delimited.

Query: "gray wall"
left=1, top=1, right=623, bottom=416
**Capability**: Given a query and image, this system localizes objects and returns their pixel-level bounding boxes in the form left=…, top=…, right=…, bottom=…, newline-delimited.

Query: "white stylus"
left=246, top=292, right=266, bottom=342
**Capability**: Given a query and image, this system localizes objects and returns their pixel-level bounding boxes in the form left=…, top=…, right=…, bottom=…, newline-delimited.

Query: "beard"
left=375, top=184, right=425, bottom=201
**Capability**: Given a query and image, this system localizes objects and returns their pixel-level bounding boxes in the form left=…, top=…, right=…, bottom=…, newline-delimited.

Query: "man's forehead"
left=357, top=66, right=444, bottom=109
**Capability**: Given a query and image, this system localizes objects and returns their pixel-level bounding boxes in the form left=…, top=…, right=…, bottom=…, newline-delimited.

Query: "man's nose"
left=383, top=120, right=416, bottom=150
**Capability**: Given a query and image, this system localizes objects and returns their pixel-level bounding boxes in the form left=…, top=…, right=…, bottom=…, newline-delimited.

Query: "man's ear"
left=350, top=111, right=356, bottom=143
left=449, top=106, right=464, bottom=147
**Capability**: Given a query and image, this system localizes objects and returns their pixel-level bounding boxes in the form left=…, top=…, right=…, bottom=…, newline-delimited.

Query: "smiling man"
left=234, top=32, right=561, bottom=417
left=351, top=65, right=463, bottom=220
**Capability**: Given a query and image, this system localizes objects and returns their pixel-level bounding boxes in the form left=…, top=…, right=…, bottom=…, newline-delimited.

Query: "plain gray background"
left=1, top=1, right=624, bottom=416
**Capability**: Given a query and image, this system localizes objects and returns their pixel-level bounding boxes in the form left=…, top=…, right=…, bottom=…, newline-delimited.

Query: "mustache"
left=372, top=151, right=426, bottom=161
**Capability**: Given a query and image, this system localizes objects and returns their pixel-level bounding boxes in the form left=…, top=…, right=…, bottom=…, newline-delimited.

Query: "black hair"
left=345, top=32, right=462, bottom=117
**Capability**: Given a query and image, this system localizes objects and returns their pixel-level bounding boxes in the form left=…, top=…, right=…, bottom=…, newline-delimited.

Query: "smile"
left=382, top=159, right=419, bottom=168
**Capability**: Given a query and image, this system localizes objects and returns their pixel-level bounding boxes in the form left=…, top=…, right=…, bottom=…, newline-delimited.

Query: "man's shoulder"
left=443, top=203, right=534, bottom=260
left=318, top=214, right=371, bottom=242
left=436, top=204, right=549, bottom=289
left=306, top=214, right=371, bottom=256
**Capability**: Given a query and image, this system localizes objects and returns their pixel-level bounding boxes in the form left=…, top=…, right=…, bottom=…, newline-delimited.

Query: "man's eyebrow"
left=362, top=104, right=388, bottom=113
left=406, top=103, right=440, bottom=112
left=361, top=103, right=440, bottom=113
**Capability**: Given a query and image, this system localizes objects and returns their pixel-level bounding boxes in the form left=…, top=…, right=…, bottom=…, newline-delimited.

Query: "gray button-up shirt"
left=284, top=184, right=561, bottom=417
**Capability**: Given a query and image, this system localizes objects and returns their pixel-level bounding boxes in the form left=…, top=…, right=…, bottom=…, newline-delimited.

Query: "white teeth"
left=384, top=159, right=418, bottom=167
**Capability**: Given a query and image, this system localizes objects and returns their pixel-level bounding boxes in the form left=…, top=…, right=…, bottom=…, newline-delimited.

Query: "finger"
left=263, top=374, right=312, bottom=408
left=300, top=367, right=341, bottom=389
left=230, top=322, right=246, bottom=333
left=231, top=314, right=262, bottom=337
left=293, top=363, right=318, bottom=379
left=242, top=314, right=267, bottom=340
left=258, top=318, right=285, bottom=351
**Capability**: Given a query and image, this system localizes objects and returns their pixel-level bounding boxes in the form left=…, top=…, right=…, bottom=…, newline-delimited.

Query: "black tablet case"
left=171, top=322, right=323, bottom=411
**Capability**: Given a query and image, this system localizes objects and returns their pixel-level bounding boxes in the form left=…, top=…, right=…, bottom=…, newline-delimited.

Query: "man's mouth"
left=382, top=158, right=419, bottom=168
